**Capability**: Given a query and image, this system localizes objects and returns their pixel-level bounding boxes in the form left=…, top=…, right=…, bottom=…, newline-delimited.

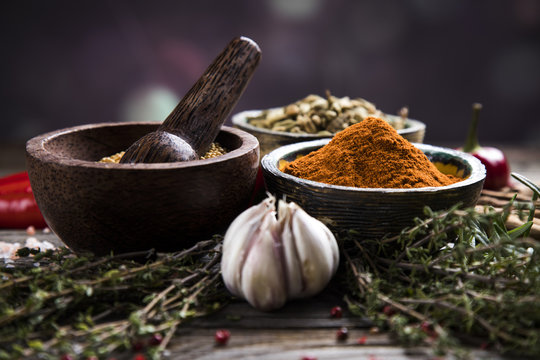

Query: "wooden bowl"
left=232, top=109, right=426, bottom=157
left=26, top=123, right=259, bottom=255
left=261, top=140, right=485, bottom=239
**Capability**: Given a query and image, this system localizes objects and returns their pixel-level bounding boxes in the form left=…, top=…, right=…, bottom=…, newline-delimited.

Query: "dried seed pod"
left=272, top=119, right=297, bottom=131
left=338, top=97, right=353, bottom=110
left=285, top=104, right=300, bottom=117
left=245, top=91, right=405, bottom=134
left=311, top=114, right=322, bottom=127
left=249, top=119, right=268, bottom=128
left=298, top=102, right=311, bottom=115
left=326, top=115, right=348, bottom=133
left=304, top=94, right=323, bottom=103
left=325, top=110, right=337, bottom=119
left=263, top=109, right=287, bottom=127
left=311, top=98, right=328, bottom=110
left=317, top=130, right=333, bottom=136
left=330, top=101, right=342, bottom=114
left=303, top=118, right=318, bottom=134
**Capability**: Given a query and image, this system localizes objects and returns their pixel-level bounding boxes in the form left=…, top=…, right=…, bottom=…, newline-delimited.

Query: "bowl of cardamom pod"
left=26, top=122, right=259, bottom=255
left=232, top=92, right=426, bottom=157
left=261, top=117, right=485, bottom=239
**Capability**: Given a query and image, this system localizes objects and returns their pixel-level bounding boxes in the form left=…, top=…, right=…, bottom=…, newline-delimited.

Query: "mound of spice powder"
left=283, top=117, right=460, bottom=188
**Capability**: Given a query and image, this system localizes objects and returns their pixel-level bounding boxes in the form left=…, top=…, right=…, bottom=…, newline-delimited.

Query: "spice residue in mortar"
left=99, top=142, right=227, bottom=163
left=283, top=117, right=460, bottom=188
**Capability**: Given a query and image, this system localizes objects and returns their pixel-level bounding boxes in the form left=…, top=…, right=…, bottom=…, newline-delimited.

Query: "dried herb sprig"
left=0, top=236, right=230, bottom=359
left=343, top=173, right=539, bottom=358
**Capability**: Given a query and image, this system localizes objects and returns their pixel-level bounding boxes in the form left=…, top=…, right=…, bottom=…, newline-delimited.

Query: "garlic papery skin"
left=221, top=195, right=339, bottom=311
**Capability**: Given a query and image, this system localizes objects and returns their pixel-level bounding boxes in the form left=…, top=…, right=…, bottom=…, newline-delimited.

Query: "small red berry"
left=215, top=329, right=231, bottom=345
left=420, top=321, right=431, bottom=332
left=357, top=335, right=367, bottom=344
left=148, top=333, right=163, bottom=346
left=132, top=340, right=145, bottom=352
left=60, top=355, right=73, bottom=360
left=330, top=306, right=343, bottom=318
left=133, top=354, right=147, bottom=360
left=301, top=356, right=317, bottom=360
left=419, top=321, right=438, bottom=339
left=382, top=305, right=396, bottom=316
left=336, top=327, right=349, bottom=341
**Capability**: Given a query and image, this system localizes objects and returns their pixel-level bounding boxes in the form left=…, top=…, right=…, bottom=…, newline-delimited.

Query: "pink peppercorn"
left=148, top=333, right=163, bottom=346
left=330, top=306, right=343, bottom=318
left=336, top=327, right=348, bottom=341
left=215, top=329, right=231, bottom=345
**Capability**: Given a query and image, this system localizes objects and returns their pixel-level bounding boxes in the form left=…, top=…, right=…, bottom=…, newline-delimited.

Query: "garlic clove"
left=288, top=202, right=339, bottom=297
left=221, top=196, right=277, bottom=298
left=240, top=228, right=287, bottom=311
left=276, top=199, right=304, bottom=297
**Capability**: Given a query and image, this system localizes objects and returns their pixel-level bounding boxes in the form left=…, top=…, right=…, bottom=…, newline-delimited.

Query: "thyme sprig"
left=1, top=174, right=539, bottom=359
left=0, top=236, right=230, bottom=359
left=343, top=173, right=540, bottom=357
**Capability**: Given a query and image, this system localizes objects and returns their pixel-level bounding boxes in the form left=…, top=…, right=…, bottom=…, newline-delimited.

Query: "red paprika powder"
left=283, top=117, right=460, bottom=189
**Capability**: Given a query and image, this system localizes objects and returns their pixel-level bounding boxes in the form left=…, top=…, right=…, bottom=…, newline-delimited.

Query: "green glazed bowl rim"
left=232, top=109, right=426, bottom=138
left=261, top=139, right=486, bottom=194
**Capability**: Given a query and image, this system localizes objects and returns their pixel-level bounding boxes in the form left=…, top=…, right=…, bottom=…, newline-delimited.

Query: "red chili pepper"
left=0, top=171, right=47, bottom=229
left=461, top=103, right=510, bottom=190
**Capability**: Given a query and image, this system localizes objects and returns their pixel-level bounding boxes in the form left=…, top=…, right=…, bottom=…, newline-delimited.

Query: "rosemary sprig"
left=0, top=236, right=230, bottom=359
left=343, top=173, right=540, bottom=357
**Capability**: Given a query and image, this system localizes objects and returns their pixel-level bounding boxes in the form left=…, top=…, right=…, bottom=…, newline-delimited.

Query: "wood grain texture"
left=168, top=327, right=514, bottom=360
left=120, top=37, right=261, bottom=164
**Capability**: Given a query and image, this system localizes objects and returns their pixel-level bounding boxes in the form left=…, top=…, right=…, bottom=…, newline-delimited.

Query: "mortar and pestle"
left=26, top=37, right=262, bottom=255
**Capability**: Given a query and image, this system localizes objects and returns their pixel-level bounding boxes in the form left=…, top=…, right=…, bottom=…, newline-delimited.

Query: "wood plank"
left=168, top=327, right=513, bottom=360
left=190, top=293, right=371, bottom=329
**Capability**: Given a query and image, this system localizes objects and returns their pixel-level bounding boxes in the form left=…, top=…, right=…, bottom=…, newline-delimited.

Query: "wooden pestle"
left=120, top=37, right=261, bottom=163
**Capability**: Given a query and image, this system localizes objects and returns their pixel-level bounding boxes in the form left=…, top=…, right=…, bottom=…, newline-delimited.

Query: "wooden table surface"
left=1, top=143, right=539, bottom=359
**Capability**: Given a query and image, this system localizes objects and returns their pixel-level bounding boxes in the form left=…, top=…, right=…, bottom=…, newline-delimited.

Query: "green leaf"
left=103, top=269, right=120, bottom=278
left=507, top=221, right=533, bottom=240
left=27, top=340, right=43, bottom=351
left=512, top=173, right=540, bottom=198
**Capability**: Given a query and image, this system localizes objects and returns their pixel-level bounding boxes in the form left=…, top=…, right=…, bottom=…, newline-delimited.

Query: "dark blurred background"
left=1, top=0, right=539, bottom=150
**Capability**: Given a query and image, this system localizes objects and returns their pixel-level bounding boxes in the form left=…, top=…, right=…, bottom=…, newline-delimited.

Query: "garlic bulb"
left=221, top=195, right=339, bottom=311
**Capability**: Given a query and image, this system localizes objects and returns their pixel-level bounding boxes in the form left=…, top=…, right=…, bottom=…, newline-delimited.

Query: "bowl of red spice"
left=26, top=122, right=259, bottom=255
left=261, top=117, right=485, bottom=239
